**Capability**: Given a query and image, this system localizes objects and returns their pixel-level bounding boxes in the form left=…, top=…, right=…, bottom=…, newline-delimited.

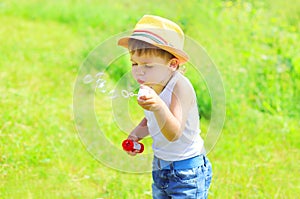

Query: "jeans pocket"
left=174, top=167, right=201, bottom=184
left=201, top=158, right=213, bottom=194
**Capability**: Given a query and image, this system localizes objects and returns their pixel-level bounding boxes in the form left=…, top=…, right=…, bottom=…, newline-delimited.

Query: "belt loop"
left=158, top=159, right=161, bottom=170
left=170, top=162, right=174, bottom=170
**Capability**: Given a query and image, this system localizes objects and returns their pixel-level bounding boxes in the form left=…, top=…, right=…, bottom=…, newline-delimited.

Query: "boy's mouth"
left=137, top=79, right=145, bottom=84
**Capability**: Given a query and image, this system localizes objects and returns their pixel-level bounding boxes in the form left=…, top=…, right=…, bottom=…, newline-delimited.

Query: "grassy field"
left=1, top=0, right=299, bottom=198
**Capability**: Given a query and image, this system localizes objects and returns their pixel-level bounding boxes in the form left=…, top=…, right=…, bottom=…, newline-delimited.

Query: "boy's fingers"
left=127, top=135, right=139, bottom=141
left=127, top=151, right=138, bottom=156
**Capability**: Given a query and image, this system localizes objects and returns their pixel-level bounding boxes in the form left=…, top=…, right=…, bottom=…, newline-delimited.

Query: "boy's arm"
left=126, top=117, right=149, bottom=156
left=153, top=87, right=191, bottom=142
left=138, top=78, right=194, bottom=142
left=127, top=117, right=149, bottom=141
left=152, top=92, right=183, bottom=142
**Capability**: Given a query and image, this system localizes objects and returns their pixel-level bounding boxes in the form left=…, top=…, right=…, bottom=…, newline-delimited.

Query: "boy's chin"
left=144, top=83, right=165, bottom=94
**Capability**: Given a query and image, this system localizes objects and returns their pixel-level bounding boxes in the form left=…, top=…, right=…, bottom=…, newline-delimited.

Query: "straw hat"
left=118, top=15, right=189, bottom=64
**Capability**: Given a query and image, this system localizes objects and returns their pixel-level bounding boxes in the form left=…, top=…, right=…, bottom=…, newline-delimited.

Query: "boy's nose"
left=135, top=66, right=145, bottom=75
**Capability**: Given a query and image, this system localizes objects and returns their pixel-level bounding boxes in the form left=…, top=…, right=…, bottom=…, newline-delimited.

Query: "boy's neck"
left=146, top=71, right=176, bottom=95
left=150, top=84, right=165, bottom=95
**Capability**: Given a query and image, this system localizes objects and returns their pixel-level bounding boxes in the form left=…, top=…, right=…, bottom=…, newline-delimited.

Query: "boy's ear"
left=169, top=58, right=179, bottom=70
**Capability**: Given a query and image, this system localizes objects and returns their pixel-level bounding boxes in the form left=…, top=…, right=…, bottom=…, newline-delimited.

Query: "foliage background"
left=0, top=0, right=299, bottom=198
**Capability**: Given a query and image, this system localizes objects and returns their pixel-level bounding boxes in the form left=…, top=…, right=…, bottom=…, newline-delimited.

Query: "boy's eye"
left=145, top=65, right=153, bottom=68
left=132, top=63, right=138, bottom=67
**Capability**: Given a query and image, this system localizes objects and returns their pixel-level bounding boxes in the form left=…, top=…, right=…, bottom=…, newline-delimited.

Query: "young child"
left=118, top=15, right=212, bottom=199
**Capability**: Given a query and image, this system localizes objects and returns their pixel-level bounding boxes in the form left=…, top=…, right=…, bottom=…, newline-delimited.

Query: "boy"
left=118, top=15, right=212, bottom=199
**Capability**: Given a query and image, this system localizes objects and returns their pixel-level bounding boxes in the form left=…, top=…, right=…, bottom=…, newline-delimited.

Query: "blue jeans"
left=152, top=155, right=212, bottom=199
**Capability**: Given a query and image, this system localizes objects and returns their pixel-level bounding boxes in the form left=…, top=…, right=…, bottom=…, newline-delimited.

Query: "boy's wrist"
left=151, top=100, right=167, bottom=113
left=127, top=134, right=140, bottom=141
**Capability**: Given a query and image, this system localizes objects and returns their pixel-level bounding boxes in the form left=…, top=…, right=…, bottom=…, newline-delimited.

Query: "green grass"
left=1, top=0, right=299, bottom=198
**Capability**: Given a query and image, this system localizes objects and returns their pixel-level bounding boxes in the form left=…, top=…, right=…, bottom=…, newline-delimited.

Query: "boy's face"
left=130, top=53, right=176, bottom=93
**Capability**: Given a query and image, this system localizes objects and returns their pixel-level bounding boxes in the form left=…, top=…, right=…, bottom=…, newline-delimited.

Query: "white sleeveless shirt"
left=144, top=71, right=204, bottom=161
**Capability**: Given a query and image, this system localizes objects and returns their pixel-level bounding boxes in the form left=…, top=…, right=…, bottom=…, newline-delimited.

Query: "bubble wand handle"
left=122, top=139, right=144, bottom=153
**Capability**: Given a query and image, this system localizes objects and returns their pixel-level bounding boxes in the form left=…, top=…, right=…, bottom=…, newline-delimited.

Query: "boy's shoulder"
left=172, top=73, right=197, bottom=109
left=175, top=73, right=194, bottom=90
left=173, top=73, right=196, bottom=98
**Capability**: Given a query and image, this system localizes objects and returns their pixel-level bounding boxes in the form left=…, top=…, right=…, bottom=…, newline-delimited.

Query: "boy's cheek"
left=131, top=70, right=139, bottom=80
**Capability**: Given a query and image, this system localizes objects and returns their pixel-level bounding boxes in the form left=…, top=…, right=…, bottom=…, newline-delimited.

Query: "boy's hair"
left=128, top=39, right=175, bottom=62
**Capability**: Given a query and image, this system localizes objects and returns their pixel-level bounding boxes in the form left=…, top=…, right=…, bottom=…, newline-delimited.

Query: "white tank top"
left=144, top=71, right=204, bottom=161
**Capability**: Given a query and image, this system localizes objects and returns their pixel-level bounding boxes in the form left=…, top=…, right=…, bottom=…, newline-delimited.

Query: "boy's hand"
left=126, top=135, right=140, bottom=156
left=137, top=85, right=164, bottom=111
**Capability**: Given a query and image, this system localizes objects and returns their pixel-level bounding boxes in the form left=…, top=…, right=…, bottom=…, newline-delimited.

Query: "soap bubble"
left=122, top=90, right=138, bottom=99
left=81, top=71, right=138, bottom=99
left=108, top=90, right=117, bottom=99
left=96, top=79, right=106, bottom=87
left=129, top=92, right=137, bottom=97
left=96, top=79, right=106, bottom=91
left=83, top=74, right=93, bottom=84
left=121, top=90, right=129, bottom=98
left=95, top=72, right=104, bottom=79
